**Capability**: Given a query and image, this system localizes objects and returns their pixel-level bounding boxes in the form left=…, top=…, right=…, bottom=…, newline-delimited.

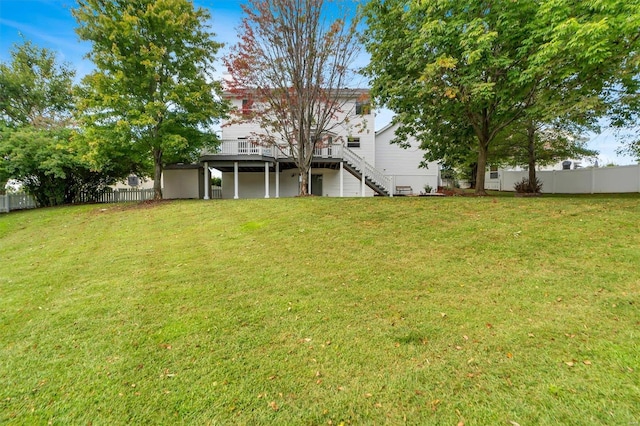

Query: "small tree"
left=74, top=0, right=229, bottom=199
left=0, top=41, right=110, bottom=205
left=224, top=0, right=362, bottom=195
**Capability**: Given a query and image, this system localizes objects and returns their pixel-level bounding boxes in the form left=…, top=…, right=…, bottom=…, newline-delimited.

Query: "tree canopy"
left=73, top=0, right=229, bottom=199
left=0, top=41, right=107, bottom=204
left=362, top=0, right=640, bottom=194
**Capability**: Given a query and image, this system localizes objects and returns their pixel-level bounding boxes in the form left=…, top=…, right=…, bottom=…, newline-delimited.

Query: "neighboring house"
left=111, top=174, right=154, bottom=191
left=163, top=89, right=439, bottom=199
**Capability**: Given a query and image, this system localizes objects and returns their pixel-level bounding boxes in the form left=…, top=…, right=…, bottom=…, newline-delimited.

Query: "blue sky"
left=0, top=0, right=635, bottom=164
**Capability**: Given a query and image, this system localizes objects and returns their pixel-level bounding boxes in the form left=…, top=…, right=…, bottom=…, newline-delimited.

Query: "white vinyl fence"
left=0, top=193, right=37, bottom=213
left=212, top=185, right=222, bottom=199
left=487, top=164, right=640, bottom=194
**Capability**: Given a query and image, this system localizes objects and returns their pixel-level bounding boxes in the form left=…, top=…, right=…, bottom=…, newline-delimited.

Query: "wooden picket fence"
left=0, top=188, right=156, bottom=213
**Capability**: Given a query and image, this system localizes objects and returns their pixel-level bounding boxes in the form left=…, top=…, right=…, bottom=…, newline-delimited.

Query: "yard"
left=1, top=195, right=638, bottom=424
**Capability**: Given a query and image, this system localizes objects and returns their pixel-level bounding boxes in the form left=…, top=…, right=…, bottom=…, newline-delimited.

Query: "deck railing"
left=206, top=140, right=344, bottom=160
left=341, top=146, right=393, bottom=195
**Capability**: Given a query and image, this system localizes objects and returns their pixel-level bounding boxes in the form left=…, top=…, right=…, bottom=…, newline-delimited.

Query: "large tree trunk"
left=153, top=148, right=163, bottom=200
left=527, top=121, right=537, bottom=192
left=299, top=169, right=308, bottom=196
left=475, top=142, right=489, bottom=196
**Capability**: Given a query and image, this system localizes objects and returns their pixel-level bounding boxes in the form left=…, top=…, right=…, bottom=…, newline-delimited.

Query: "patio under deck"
left=199, top=140, right=391, bottom=199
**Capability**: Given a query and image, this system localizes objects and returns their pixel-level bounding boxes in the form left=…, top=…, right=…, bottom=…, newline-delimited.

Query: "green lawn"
left=1, top=196, right=638, bottom=425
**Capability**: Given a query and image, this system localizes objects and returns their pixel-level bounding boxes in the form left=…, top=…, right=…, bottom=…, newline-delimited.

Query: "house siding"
left=220, top=167, right=372, bottom=199
left=218, top=94, right=376, bottom=197
left=375, top=124, right=440, bottom=193
left=164, top=168, right=202, bottom=199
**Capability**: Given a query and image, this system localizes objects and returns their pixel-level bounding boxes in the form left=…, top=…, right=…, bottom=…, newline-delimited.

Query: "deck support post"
left=264, top=162, right=270, bottom=198
left=234, top=161, right=239, bottom=199
left=275, top=162, right=280, bottom=198
left=203, top=161, right=210, bottom=200
left=340, top=161, right=344, bottom=197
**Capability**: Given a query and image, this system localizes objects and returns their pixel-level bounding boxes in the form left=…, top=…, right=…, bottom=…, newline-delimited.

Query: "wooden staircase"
left=341, top=146, right=392, bottom=196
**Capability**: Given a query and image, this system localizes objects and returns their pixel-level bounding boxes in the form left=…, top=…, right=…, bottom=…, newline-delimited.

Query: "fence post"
left=591, top=167, right=595, bottom=194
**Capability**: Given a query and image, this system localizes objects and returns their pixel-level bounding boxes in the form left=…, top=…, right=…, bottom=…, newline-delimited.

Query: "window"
left=241, top=99, right=253, bottom=116
left=355, top=101, right=371, bottom=115
left=347, top=137, right=360, bottom=148
left=489, top=165, right=498, bottom=179
left=127, top=175, right=139, bottom=187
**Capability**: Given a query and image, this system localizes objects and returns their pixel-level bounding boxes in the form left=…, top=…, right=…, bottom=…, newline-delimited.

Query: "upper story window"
left=355, top=101, right=371, bottom=115
left=242, top=99, right=253, bottom=116
left=489, top=165, right=498, bottom=179
left=347, top=137, right=360, bottom=148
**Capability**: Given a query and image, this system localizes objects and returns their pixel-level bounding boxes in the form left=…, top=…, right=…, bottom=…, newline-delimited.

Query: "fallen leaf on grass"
left=565, top=361, right=575, bottom=367
left=269, top=401, right=279, bottom=411
left=583, top=360, right=592, bottom=365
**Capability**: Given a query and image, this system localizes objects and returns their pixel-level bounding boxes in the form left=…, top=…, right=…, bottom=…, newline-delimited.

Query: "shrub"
left=514, top=177, right=543, bottom=193
left=423, top=184, right=433, bottom=193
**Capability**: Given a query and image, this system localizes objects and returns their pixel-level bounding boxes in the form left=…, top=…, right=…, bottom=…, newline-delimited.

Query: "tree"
left=224, top=0, right=362, bottom=196
left=73, top=0, right=229, bottom=199
left=0, top=40, right=75, bottom=129
left=0, top=41, right=107, bottom=204
left=362, top=0, right=544, bottom=195
left=361, top=0, right=639, bottom=195
left=530, top=0, right=640, bottom=163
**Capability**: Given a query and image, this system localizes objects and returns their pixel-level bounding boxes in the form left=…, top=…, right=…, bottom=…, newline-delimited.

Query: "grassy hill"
left=1, top=196, right=639, bottom=425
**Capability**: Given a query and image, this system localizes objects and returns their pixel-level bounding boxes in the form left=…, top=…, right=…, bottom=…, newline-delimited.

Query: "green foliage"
left=362, top=0, right=542, bottom=195
left=0, top=40, right=75, bottom=128
left=361, top=0, right=640, bottom=194
left=73, top=0, right=229, bottom=199
left=0, top=41, right=116, bottom=204
left=0, top=126, right=114, bottom=206
left=514, top=177, right=543, bottom=194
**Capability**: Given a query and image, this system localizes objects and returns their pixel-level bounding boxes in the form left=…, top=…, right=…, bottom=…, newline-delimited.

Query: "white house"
left=163, top=89, right=439, bottom=199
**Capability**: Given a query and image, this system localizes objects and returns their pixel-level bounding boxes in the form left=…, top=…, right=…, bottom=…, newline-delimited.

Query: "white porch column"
left=264, top=162, right=270, bottom=198
left=360, top=157, right=366, bottom=197
left=234, top=161, right=239, bottom=199
left=339, top=161, right=344, bottom=197
left=275, top=162, right=280, bottom=198
left=308, top=167, right=312, bottom=194
left=203, top=161, right=210, bottom=200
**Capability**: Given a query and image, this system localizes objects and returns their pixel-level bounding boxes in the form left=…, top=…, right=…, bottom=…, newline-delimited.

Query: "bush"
left=514, top=177, right=543, bottom=193
left=423, top=184, right=433, bottom=193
